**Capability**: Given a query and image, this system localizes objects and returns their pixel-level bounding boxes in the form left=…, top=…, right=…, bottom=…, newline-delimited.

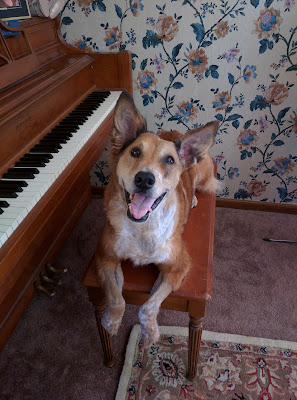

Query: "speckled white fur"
left=108, top=190, right=177, bottom=266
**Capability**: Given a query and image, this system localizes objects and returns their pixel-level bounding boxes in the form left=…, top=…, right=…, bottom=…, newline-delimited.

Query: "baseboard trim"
left=216, top=198, right=297, bottom=214
left=91, top=186, right=297, bottom=214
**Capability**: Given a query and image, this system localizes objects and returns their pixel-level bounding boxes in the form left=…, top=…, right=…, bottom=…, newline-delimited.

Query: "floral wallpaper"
left=61, top=0, right=297, bottom=204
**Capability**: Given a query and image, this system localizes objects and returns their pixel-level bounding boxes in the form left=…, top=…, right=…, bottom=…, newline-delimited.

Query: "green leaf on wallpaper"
left=143, top=30, right=162, bottom=49
left=114, top=4, right=122, bottom=18
left=259, top=39, right=268, bottom=54
left=271, top=133, right=276, bottom=141
left=264, top=0, right=274, bottom=7
left=277, top=107, right=290, bottom=122
left=169, top=74, right=174, bottom=83
left=191, top=23, right=205, bottom=43
left=62, top=17, right=73, bottom=25
left=228, top=73, right=234, bottom=85
left=232, top=120, right=240, bottom=129
left=234, top=189, right=251, bottom=200
left=244, top=119, right=253, bottom=129
left=250, top=95, right=269, bottom=111
left=92, top=0, right=106, bottom=11
left=286, top=65, right=297, bottom=71
left=226, top=114, right=243, bottom=121
left=201, top=41, right=212, bottom=47
left=142, top=94, right=151, bottom=106
left=273, top=140, right=284, bottom=146
left=172, top=82, right=184, bottom=89
left=250, top=0, right=259, bottom=7
left=140, top=58, right=148, bottom=70
left=277, top=187, right=287, bottom=200
left=215, top=114, right=223, bottom=121
left=172, top=43, right=183, bottom=61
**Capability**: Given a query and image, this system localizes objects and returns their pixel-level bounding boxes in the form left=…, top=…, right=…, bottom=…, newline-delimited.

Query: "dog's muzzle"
left=124, top=189, right=167, bottom=223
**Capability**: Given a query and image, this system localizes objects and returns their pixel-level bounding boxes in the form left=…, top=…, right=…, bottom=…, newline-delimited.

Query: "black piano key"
left=58, top=123, right=82, bottom=128
left=31, top=145, right=59, bottom=153
left=71, top=110, right=93, bottom=116
left=0, top=201, right=9, bottom=208
left=22, top=153, right=53, bottom=160
left=42, top=136, right=68, bottom=144
left=51, top=127, right=76, bottom=134
left=0, top=180, right=27, bottom=187
left=0, top=208, right=3, bottom=214
left=0, top=182, right=24, bottom=192
left=2, top=172, right=35, bottom=180
left=3, top=168, right=38, bottom=179
left=39, top=139, right=63, bottom=148
left=7, top=167, right=39, bottom=174
left=0, top=191, right=18, bottom=198
left=15, top=160, right=46, bottom=167
left=63, top=115, right=88, bottom=122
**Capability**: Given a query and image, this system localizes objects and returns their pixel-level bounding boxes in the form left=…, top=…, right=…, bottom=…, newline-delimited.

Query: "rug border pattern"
left=116, top=325, right=297, bottom=399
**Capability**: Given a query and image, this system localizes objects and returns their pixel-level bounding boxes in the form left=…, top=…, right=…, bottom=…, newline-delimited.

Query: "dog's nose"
left=134, top=171, right=155, bottom=191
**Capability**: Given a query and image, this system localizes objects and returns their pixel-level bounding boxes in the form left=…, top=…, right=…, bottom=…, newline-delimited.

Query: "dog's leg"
left=139, top=246, right=191, bottom=348
left=139, top=276, right=173, bottom=348
left=96, top=255, right=125, bottom=336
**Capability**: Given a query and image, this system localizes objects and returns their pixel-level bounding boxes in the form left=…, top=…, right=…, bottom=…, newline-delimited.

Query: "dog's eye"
left=130, top=147, right=141, bottom=158
left=165, top=155, right=175, bottom=164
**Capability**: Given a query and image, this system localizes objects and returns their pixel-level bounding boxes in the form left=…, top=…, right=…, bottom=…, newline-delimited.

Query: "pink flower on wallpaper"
left=219, top=47, right=240, bottom=63
left=152, top=55, right=164, bottom=72
left=258, top=116, right=268, bottom=131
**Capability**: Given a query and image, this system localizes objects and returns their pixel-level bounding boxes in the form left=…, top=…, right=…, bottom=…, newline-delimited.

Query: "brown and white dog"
left=95, top=91, right=219, bottom=347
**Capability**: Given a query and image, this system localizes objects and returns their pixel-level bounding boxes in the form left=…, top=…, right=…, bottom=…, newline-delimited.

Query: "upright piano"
left=0, top=17, right=132, bottom=349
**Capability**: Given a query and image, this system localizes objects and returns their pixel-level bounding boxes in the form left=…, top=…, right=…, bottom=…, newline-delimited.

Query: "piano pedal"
left=46, top=263, right=68, bottom=275
left=34, top=281, right=56, bottom=297
left=40, top=273, right=62, bottom=286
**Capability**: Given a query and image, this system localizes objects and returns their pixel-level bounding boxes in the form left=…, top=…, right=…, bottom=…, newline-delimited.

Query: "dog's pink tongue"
left=129, top=193, right=155, bottom=219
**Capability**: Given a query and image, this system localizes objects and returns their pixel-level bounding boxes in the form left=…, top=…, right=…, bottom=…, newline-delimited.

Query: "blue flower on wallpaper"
left=271, top=155, right=295, bottom=176
left=253, top=8, right=283, bottom=39
left=130, top=0, right=144, bottom=17
left=243, top=65, right=257, bottom=82
left=212, top=92, right=231, bottom=111
left=170, top=99, right=199, bottom=124
left=228, top=167, right=240, bottom=179
left=237, top=128, right=258, bottom=149
left=104, top=27, right=122, bottom=49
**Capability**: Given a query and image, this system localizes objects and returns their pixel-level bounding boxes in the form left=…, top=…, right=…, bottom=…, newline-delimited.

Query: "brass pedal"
left=46, top=263, right=68, bottom=274
left=40, top=273, right=62, bottom=286
left=34, top=282, right=56, bottom=297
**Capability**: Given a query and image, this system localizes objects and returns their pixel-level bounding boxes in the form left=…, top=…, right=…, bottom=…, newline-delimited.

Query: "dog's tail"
left=189, top=153, right=222, bottom=194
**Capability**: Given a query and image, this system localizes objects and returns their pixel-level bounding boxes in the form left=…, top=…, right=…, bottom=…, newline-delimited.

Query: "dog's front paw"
left=101, top=302, right=125, bottom=336
left=139, top=306, right=160, bottom=348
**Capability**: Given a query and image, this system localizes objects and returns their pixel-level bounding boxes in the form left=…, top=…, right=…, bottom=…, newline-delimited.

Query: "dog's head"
left=111, top=91, right=218, bottom=223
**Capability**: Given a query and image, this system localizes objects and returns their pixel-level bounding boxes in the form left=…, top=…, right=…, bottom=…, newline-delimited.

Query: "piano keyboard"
left=0, top=90, right=121, bottom=247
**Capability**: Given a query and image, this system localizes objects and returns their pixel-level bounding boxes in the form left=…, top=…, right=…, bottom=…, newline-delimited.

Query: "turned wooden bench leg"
left=86, top=287, right=114, bottom=368
left=94, top=302, right=114, bottom=368
left=187, top=301, right=205, bottom=380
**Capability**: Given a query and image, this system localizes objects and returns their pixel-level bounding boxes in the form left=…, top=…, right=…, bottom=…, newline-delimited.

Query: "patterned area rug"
left=116, top=326, right=297, bottom=400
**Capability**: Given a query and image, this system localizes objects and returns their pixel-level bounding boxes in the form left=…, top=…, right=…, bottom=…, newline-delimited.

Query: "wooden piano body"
left=0, top=17, right=132, bottom=350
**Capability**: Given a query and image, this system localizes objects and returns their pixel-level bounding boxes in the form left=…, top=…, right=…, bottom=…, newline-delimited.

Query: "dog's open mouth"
left=124, top=189, right=167, bottom=222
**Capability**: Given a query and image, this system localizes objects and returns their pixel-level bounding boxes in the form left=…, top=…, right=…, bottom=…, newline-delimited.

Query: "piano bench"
left=82, top=189, right=216, bottom=380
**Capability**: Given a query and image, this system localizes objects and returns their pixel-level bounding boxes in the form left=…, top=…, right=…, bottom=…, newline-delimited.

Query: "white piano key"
left=0, top=91, right=121, bottom=247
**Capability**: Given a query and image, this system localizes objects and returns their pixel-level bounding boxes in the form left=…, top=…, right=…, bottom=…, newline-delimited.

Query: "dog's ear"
left=112, top=91, right=147, bottom=151
left=175, top=121, right=219, bottom=167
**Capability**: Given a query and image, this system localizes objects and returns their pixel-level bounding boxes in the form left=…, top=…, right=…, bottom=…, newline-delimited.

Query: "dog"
left=95, top=91, right=219, bottom=348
